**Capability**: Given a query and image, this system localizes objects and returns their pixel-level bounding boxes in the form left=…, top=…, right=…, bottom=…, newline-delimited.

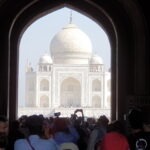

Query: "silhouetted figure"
left=53, top=117, right=79, bottom=145
left=14, top=115, right=59, bottom=150
left=100, top=120, right=129, bottom=150
left=127, top=108, right=144, bottom=150
left=136, top=105, right=150, bottom=150
left=0, top=115, right=8, bottom=150
left=87, top=115, right=109, bottom=150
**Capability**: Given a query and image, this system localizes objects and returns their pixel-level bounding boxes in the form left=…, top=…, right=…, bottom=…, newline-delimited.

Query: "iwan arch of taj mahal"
left=18, top=22, right=111, bottom=118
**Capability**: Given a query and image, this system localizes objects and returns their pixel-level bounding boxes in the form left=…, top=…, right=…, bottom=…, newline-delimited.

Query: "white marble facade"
left=19, top=23, right=111, bottom=118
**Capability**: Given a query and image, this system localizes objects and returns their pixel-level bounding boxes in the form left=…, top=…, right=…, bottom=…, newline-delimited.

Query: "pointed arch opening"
left=9, top=1, right=117, bottom=121
left=60, top=77, right=81, bottom=107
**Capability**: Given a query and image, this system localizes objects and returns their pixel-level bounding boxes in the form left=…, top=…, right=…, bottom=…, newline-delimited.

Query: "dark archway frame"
left=8, top=0, right=147, bottom=122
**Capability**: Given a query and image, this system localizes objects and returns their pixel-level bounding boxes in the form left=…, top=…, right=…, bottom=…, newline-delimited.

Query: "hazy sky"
left=18, top=7, right=111, bottom=106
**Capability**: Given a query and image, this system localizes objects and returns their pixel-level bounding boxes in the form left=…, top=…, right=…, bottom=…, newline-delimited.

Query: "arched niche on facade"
left=40, top=79, right=49, bottom=91
left=60, top=77, right=81, bottom=107
left=7, top=0, right=147, bottom=121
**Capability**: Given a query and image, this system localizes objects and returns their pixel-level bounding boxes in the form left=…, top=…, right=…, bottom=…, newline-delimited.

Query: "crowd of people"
left=0, top=106, right=150, bottom=150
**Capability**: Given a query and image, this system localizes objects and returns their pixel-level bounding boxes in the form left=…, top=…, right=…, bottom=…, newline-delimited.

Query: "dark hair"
left=0, top=116, right=8, bottom=122
left=25, top=115, right=44, bottom=136
left=128, top=108, right=143, bottom=129
left=0, top=116, right=8, bottom=148
left=98, top=115, right=109, bottom=126
left=107, top=120, right=126, bottom=135
left=53, top=118, right=69, bottom=133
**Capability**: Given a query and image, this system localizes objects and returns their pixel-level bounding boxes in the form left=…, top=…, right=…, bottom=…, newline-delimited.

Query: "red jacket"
left=100, top=132, right=130, bottom=150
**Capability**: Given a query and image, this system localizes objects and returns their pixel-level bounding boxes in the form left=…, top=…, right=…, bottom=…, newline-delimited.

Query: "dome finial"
left=69, top=10, right=72, bottom=24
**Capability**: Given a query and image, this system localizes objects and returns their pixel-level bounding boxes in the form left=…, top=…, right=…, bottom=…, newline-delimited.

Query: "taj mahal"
left=18, top=22, right=111, bottom=118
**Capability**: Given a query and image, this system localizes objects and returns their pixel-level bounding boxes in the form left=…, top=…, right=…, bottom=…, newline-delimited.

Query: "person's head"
left=97, top=115, right=109, bottom=127
left=0, top=115, right=8, bottom=148
left=25, top=115, right=44, bottom=136
left=19, top=115, right=28, bottom=128
left=42, top=119, right=54, bottom=139
left=128, top=108, right=143, bottom=130
left=53, top=118, right=69, bottom=133
left=107, top=120, right=126, bottom=135
left=0, top=116, right=8, bottom=136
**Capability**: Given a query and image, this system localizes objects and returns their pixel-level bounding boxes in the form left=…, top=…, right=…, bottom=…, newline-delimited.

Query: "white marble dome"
left=39, top=53, right=53, bottom=64
left=90, top=54, right=103, bottom=64
left=50, top=23, right=92, bottom=64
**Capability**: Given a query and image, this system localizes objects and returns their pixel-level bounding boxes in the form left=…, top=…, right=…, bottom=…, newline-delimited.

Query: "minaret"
left=26, top=59, right=33, bottom=72
left=69, top=10, right=72, bottom=24
left=25, top=59, right=29, bottom=72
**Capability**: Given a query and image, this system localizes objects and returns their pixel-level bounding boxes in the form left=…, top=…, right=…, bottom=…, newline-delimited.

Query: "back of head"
left=128, top=108, right=143, bottom=129
left=53, top=118, right=69, bottom=133
left=0, top=115, right=8, bottom=134
left=0, top=115, right=8, bottom=148
left=97, top=115, right=109, bottom=127
left=107, top=120, right=126, bottom=135
left=0, top=116, right=8, bottom=123
left=25, top=115, right=44, bottom=136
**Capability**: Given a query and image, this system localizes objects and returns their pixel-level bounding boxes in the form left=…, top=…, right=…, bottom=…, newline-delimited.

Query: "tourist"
left=87, top=115, right=109, bottom=150
left=100, top=120, right=129, bottom=150
left=14, top=115, right=59, bottom=150
left=0, top=115, right=8, bottom=150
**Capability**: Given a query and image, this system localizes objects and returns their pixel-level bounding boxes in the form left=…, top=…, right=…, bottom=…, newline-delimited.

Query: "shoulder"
left=42, top=139, right=59, bottom=150
left=15, top=139, right=26, bottom=145
left=40, top=138, right=58, bottom=146
left=14, top=139, right=28, bottom=150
